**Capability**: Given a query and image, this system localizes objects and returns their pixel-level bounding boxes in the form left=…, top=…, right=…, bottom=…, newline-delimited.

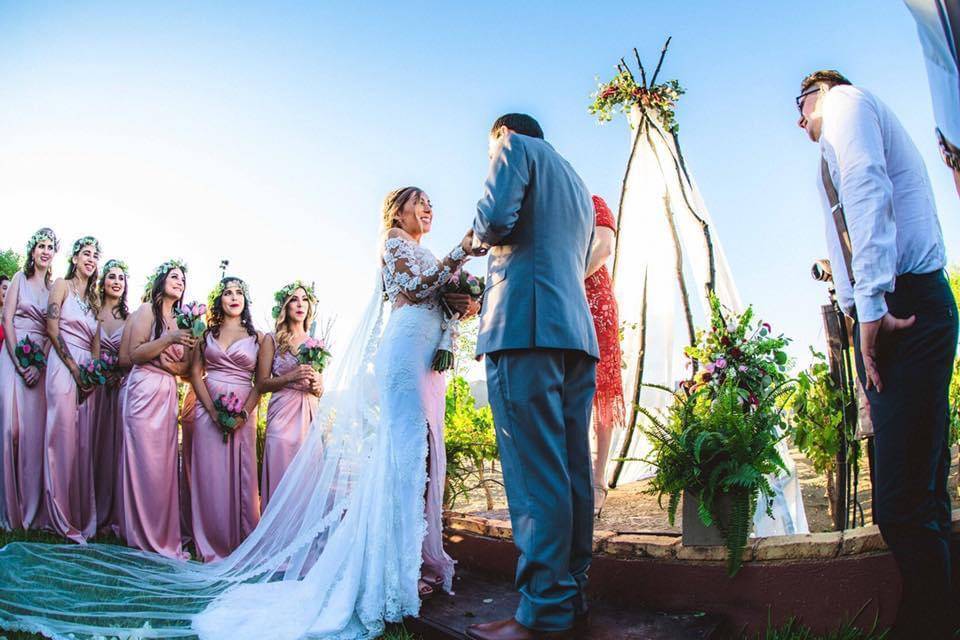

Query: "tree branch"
left=649, top=36, right=672, bottom=87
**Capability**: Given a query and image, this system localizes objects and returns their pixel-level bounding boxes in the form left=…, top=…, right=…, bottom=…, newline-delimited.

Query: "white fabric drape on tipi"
left=607, top=105, right=808, bottom=536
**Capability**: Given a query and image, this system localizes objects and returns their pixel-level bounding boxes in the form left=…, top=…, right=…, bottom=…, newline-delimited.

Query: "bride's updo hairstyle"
left=381, top=186, right=424, bottom=230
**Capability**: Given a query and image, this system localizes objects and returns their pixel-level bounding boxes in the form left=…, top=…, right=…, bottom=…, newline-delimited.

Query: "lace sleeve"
left=382, top=237, right=468, bottom=302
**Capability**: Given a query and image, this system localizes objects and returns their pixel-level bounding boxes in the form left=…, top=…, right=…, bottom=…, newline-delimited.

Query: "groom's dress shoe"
left=465, top=618, right=574, bottom=640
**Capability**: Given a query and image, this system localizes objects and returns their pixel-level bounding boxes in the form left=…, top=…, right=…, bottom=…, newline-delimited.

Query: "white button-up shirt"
left=818, top=85, right=947, bottom=323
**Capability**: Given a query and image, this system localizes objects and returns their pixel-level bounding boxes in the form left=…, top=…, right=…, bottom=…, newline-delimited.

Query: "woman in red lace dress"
left=586, top=195, right=624, bottom=517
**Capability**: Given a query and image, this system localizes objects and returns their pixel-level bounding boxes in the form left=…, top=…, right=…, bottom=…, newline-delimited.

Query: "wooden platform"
left=407, top=568, right=722, bottom=639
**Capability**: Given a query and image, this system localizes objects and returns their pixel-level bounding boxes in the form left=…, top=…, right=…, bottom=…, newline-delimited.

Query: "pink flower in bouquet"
left=738, top=365, right=748, bottom=373
left=704, top=362, right=716, bottom=374
left=715, top=358, right=727, bottom=370
left=22, top=343, right=31, bottom=354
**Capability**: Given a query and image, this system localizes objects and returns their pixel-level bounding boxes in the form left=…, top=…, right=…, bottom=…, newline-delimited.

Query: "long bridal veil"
left=0, top=273, right=404, bottom=640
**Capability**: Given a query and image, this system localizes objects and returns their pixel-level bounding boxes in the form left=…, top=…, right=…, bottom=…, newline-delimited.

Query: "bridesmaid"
left=257, top=281, right=323, bottom=510
left=91, top=259, right=130, bottom=535
left=585, top=195, right=625, bottom=518
left=44, top=236, right=101, bottom=542
left=120, top=260, right=195, bottom=559
left=0, top=228, right=58, bottom=531
left=0, top=274, right=10, bottom=344
left=188, top=277, right=262, bottom=562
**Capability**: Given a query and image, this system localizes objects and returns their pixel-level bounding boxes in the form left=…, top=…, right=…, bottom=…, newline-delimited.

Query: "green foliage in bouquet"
left=589, top=69, right=685, bottom=133
left=786, top=348, right=849, bottom=477
left=641, top=379, right=792, bottom=576
left=444, top=375, right=499, bottom=509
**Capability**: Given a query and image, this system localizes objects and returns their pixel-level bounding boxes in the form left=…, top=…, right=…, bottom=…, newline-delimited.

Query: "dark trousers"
left=485, top=348, right=596, bottom=631
left=854, top=271, right=958, bottom=638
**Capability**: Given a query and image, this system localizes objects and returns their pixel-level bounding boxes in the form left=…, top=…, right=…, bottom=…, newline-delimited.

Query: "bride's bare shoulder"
left=384, top=228, right=413, bottom=242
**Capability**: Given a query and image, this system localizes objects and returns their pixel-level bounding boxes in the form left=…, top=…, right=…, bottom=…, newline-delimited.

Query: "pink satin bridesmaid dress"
left=91, top=323, right=125, bottom=535
left=260, top=333, right=319, bottom=511
left=44, top=291, right=98, bottom=543
left=190, top=333, right=261, bottom=562
left=0, top=272, right=50, bottom=531
left=120, top=340, right=188, bottom=559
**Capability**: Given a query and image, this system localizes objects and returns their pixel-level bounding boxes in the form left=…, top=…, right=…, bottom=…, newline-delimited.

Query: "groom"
left=465, top=114, right=599, bottom=640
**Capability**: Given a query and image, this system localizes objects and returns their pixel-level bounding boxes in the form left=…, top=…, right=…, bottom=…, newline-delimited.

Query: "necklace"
left=69, top=281, right=92, bottom=315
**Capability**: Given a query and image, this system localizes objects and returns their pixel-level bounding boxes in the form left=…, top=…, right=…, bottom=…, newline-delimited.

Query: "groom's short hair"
left=491, top=113, right=544, bottom=140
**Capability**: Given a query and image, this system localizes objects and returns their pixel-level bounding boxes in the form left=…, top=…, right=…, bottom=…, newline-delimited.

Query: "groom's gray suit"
left=473, top=131, right=599, bottom=632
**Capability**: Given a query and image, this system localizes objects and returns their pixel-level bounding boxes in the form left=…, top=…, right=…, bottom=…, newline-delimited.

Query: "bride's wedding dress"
left=0, top=237, right=464, bottom=640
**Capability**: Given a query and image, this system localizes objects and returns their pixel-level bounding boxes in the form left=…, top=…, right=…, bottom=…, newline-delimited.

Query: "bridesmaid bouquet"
left=213, top=391, right=245, bottom=443
left=433, top=270, right=485, bottom=372
left=176, top=301, right=207, bottom=338
left=297, top=337, right=332, bottom=373
left=77, top=358, right=110, bottom=388
left=98, top=352, right=122, bottom=387
left=14, top=335, right=46, bottom=372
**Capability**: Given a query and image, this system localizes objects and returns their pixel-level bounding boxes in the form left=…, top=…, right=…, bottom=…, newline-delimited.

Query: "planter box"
left=682, top=490, right=734, bottom=547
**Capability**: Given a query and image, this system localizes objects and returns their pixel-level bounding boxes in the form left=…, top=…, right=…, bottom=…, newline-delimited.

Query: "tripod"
left=820, top=285, right=868, bottom=530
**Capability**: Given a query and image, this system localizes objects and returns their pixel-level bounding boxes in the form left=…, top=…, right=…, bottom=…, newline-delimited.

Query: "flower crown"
left=272, top=280, right=317, bottom=319
left=101, top=259, right=128, bottom=275
left=143, top=259, right=188, bottom=301
left=25, top=229, right=59, bottom=254
left=71, top=236, right=101, bottom=257
left=207, top=277, right=252, bottom=310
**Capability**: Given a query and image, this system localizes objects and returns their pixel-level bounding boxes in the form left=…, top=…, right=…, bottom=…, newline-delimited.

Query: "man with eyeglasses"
left=796, top=69, right=956, bottom=639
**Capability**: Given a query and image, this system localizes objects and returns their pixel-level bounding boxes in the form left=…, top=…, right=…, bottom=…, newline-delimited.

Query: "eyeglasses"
left=795, top=88, right=819, bottom=115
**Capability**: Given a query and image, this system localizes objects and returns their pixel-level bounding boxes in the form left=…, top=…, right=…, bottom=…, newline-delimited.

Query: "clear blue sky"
left=0, top=1, right=956, bottom=364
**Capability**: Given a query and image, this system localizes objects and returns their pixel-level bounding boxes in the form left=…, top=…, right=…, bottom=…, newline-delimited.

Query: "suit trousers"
left=485, top=348, right=596, bottom=631
left=854, top=270, right=958, bottom=638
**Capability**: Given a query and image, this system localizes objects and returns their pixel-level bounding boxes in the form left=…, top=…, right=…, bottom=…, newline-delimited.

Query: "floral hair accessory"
left=207, top=278, right=252, bottom=310
left=25, top=228, right=59, bottom=254
left=71, top=236, right=101, bottom=257
left=143, top=259, right=188, bottom=301
left=102, top=259, right=128, bottom=275
left=272, top=280, right=317, bottom=319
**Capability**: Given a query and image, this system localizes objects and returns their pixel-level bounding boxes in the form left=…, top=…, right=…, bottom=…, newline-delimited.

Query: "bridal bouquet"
left=14, top=335, right=46, bottom=372
left=213, top=391, right=245, bottom=443
left=176, top=301, right=207, bottom=338
left=297, top=337, right=332, bottom=373
left=433, top=270, right=485, bottom=372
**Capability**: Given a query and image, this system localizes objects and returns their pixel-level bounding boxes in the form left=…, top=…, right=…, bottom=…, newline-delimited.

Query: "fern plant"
left=642, top=378, right=793, bottom=575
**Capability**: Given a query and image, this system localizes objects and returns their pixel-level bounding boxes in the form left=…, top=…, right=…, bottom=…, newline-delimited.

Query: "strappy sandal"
left=593, top=484, right=609, bottom=519
left=418, top=578, right=435, bottom=600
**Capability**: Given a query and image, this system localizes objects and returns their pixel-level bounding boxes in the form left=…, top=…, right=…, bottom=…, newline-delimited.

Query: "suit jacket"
left=472, top=132, right=600, bottom=359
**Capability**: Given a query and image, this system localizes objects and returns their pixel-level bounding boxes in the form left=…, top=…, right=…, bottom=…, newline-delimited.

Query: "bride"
left=0, top=187, right=475, bottom=640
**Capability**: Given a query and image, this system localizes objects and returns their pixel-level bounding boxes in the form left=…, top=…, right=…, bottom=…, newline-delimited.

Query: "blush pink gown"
left=120, top=340, right=188, bottom=559
left=91, top=324, right=124, bottom=534
left=260, top=334, right=319, bottom=511
left=179, top=386, right=196, bottom=548
left=44, top=292, right=98, bottom=543
left=189, top=334, right=261, bottom=563
left=0, top=272, right=49, bottom=531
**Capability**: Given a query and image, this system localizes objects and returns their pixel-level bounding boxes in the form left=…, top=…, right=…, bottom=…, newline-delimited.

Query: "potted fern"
left=640, top=295, right=794, bottom=575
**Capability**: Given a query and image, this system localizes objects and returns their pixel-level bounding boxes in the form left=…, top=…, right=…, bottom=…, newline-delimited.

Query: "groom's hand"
left=470, top=233, right=490, bottom=257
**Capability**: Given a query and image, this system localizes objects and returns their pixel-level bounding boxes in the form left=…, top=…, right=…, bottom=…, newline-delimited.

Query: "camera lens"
left=811, top=259, right=833, bottom=282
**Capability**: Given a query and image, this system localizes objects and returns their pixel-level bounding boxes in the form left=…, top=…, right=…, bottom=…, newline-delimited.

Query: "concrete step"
left=406, top=568, right=722, bottom=639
